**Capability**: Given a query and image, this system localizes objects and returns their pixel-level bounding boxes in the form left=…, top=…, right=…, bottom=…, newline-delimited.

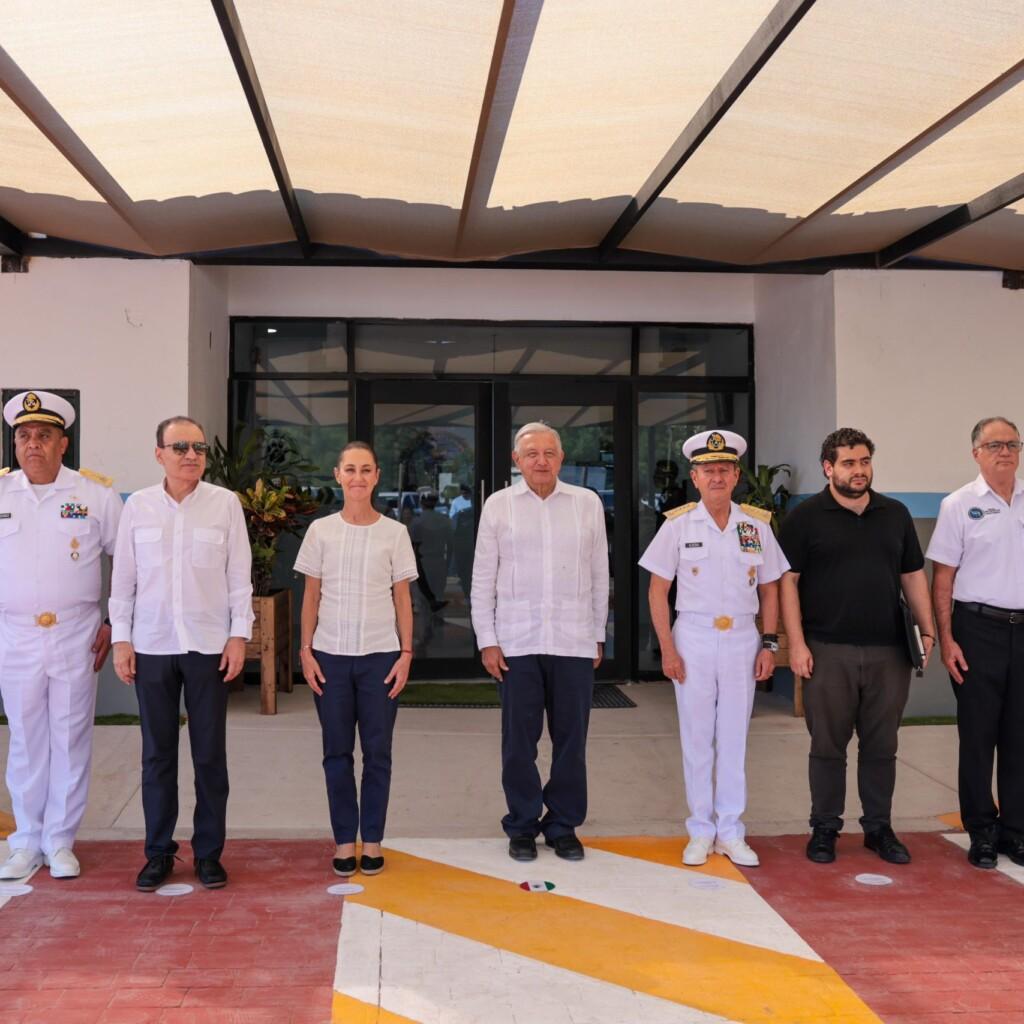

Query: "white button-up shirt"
left=926, top=473, right=1024, bottom=608
left=109, top=481, right=253, bottom=655
left=0, top=465, right=122, bottom=614
left=639, top=501, right=789, bottom=615
left=471, top=478, right=609, bottom=658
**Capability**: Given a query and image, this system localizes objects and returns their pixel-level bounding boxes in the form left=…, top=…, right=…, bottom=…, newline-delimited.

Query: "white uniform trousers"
left=673, top=614, right=759, bottom=842
left=0, top=606, right=101, bottom=854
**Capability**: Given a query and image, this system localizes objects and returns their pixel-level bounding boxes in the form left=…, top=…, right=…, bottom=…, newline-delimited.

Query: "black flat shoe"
left=997, top=836, right=1024, bottom=867
left=545, top=835, right=585, bottom=861
left=360, top=854, right=385, bottom=876
left=332, top=857, right=357, bottom=877
left=194, top=858, right=228, bottom=889
left=968, top=836, right=998, bottom=869
left=806, top=827, right=838, bottom=864
left=135, top=854, right=175, bottom=892
left=864, top=826, right=911, bottom=864
left=508, top=836, right=537, bottom=862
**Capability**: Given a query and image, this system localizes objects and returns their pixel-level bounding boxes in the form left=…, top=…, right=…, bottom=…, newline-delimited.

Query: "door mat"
left=399, top=682, right=636, bottom=709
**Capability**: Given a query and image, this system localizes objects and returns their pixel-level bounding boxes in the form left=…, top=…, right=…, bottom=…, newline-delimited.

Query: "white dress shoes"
left=45, top=848, right=81, bottom=879
left=714, top=837, right=760, bottom=867
left=682, top=835, right=714, bottom=866
left=0, top=848, right=44, bottom=880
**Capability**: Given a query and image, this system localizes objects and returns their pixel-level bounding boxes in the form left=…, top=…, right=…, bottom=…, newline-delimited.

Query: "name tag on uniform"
left=684, top=541, right=703, bottom=548
left=0, top=512, right=10, bottom=519
left=60, top=502, right=89, bottom=519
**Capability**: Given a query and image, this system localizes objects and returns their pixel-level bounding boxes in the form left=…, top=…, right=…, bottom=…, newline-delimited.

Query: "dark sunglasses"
left=160, top=441, right=210, bottom=456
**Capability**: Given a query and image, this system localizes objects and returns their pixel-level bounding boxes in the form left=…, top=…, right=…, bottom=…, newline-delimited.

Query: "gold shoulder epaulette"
left=80, top=467, right=113, bottom=488
left=740, top=502, right=772, bottom=524
left=0, top=467, right=9, bottom=478
left=664, top=501, right=697, bottom=520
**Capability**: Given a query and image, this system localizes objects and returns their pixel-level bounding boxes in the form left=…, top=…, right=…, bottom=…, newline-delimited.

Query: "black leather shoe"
left=194, top=858, right=228, bottom=889
left=545, top=835, right=585, bottom=861
left=806, top=827, right=838, bottom=864
left=997, top=836, right=1024, bottom=867
left=968, top=836, right=998, bottom=869
left=360, top=854, right=385, bottom=876
left=508, top=836, right=537, bottom=862
left=332, top=857, right=357, bottom=877
left=864, top=826, right=911, bottom=864
left=135, top=854, right=175, bottom=892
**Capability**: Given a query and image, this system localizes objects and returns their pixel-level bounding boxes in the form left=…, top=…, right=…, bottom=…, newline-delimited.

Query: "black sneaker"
left=332, top=856, right=357, bottom=877
left=194, top=858, right=228, bottom=889
left=545, top=834, right=585, bottom=861
left=508, top=836, right=537, bottom=862
left=864, top=826, right=911, bottom=864
left=135, top=854, right=175, bottom=892
left=806, top=827, right=838, bottom=864
left=360, top=854, right=385, bottom=876
left=968, top=835, right=998, bottom=869
left=997, top=836, right=1024, bottom=867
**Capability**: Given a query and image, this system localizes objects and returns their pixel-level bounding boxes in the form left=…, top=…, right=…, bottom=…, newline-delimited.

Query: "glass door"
left=365, top=381, right=490, bottom=677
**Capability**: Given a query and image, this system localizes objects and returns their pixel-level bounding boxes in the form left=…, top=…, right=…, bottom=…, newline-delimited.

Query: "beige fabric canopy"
left=2, top=0, right=1024, bottom=270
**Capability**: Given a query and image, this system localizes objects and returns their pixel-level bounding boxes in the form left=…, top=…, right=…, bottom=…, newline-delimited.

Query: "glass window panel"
left=637, top=327, right=748, bottom=377
left=636, top=391, right=750, bottom=674
left=354, top=323, right=630, bottom=375
left=233, top=321, right=348, bottom=374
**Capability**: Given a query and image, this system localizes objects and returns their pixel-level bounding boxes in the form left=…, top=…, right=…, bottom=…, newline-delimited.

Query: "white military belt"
left=677, top=612, right=756, bottom=632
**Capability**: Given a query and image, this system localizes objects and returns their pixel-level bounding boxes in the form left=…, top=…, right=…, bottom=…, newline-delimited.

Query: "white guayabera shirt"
left=294, top=513, right=418, bottom=656
left=109, top=481, right=254, bottom=655
left=470, top=478, right=609, bottom=658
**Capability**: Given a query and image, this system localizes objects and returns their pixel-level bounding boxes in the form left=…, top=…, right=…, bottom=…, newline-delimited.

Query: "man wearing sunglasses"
left=929, top=417, right=1024, bottom=870
left=110, top=416, right=252, bottom=891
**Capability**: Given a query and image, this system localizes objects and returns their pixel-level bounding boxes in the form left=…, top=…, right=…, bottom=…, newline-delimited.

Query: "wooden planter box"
left=244, top=589, right=293, bottom=715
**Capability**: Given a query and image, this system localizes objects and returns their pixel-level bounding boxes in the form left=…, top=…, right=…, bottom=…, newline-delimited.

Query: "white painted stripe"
left=385, top=837, right=820, bottom=961
left=336, top=902, right=743, bottom=1024
left=943, top=832, right=1024, bottom=884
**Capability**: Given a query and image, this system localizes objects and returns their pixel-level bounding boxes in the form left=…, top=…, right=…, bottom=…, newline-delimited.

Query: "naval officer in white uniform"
left=0, top=390, right=122, bottom=880
left=639, top=430, right=787, bottom=868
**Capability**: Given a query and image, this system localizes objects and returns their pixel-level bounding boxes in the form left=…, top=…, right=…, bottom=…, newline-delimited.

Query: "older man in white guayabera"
left=471, top=423, right=609, bottom=863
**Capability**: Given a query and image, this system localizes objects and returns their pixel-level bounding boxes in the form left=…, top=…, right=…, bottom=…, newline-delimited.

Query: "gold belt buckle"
left=35, top=611, right=58, bottom=628
left=713, top=615, right=733, bottom=631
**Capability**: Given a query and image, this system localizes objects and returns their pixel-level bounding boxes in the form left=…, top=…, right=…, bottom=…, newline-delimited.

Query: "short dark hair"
left=820, top=427, right=875, bottom=467
left=337, top=440, right=378, bottom=467
left=156, top=416, right=204, bottom=447
left=971, top=416, right=1019, bottom=447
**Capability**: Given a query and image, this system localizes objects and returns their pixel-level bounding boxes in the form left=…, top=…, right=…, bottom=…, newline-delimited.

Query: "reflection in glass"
left=234, top=320, right=347, bottom=374
left=636, top=391, right=750, bottom=673
left=510, top=405, right=615, bottom=659
left=637, top=326, right=749, bottom=377
left=373, top=403, right=476, bottom=662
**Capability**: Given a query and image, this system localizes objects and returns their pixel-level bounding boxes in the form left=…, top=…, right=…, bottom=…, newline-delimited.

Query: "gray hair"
left=971, top=416, right=1019, bottom=447
left=514, top=421, right=562, bottom=454
left=156, top=415, right=205, bottom=447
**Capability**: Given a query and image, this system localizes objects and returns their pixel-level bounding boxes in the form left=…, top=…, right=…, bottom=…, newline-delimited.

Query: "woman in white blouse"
left=294, top=441, right=417, bottom=876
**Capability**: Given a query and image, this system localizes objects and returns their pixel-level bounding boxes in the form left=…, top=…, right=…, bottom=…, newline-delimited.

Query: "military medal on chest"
left=70, top=537, right=80, bottom=561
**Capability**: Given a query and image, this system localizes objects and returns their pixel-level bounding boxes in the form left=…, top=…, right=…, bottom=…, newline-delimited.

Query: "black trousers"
left=804, top=641, right=911, bottom=833
left=951, top=604, right=1024, bottom=841
left=135, top=652, right=229, bottom=860
left=498, top=654, right=593, bottom=841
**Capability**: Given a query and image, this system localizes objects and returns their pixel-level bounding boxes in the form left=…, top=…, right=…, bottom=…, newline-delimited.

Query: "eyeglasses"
left=160, top=441, right=210, bottom=456
left=977, top=441, right=1023, bottom=454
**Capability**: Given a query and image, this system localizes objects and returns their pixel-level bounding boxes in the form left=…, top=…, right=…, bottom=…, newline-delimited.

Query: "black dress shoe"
left=360, top=854, right=385, bottom=876
left=508, top=836, right=537, bottom=862
left=968, top=836, right=998, bottom=869
left=997, top=836, right=1024, bottom=867
left=864, top=826, right=911, bottom=864
left=194, top=858, right=228, bottom=889
left=332, top=857, right=357, bottom=877
left=135, top=854, right=175, bottom=892
left=545, top=835, right=585, bottom=861
left=806, top=827, right=838, bottom=864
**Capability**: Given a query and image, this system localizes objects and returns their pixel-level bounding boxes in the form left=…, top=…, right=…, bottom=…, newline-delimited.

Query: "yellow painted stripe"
left=585, top=836, right=748, bottom=882
left=938, top=811, right=963, bottom=830
left=352, top=850, right=880, bottom=1023
left=332, top=990, right=422, bottom=1024
left=0, top=811, right=14, bottom=839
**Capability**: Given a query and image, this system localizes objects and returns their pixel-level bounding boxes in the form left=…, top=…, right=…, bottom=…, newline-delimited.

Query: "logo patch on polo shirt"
left=737, top=521, right=762, bottom=554
left=968, top=506, right=1000, bottom=520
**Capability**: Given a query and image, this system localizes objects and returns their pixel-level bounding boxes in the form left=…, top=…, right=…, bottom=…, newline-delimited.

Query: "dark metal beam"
left=211, top=0, right=313, bottom=259
left=878, top=171, right=1024, bottom=267
left=598, top=0, right=817, bottom=258
left=0, top=213, right=25, bottom=256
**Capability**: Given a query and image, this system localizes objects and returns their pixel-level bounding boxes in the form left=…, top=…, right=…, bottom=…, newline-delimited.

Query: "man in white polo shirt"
left=471, top=423, right=608, bottom=863
left=110, top=415, right=252, bottom=891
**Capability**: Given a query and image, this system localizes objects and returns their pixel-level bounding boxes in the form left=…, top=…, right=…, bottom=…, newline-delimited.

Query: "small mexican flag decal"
left=519, top=880, right=555, bottom=892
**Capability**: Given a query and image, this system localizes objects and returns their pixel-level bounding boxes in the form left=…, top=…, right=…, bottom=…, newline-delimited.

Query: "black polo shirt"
left=778, top=487, right=924, bottom=646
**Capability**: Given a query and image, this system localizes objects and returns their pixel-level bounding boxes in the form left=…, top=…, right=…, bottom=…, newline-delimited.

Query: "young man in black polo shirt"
left=779, top=428, right=936, bottom=864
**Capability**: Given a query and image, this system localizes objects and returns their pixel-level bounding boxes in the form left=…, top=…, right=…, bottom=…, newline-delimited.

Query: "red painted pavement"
left=744, top=832, right=1024, bottom=1024
left=0, top=840, right=340, bottom=1024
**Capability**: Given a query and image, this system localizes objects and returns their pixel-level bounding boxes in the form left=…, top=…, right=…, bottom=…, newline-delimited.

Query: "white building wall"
left=187, top=265, right=231, bottom=447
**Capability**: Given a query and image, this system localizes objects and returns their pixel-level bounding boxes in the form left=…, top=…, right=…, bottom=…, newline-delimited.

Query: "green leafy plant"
left=741, top=463, right=792, bottom=536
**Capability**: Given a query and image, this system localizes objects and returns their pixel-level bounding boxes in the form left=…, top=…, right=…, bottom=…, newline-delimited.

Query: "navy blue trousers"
left=499, top=654, right=593, bottom=841
left=314, top=650, right=399, bottom=844
left=135, top=652, right=228, bottom=860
